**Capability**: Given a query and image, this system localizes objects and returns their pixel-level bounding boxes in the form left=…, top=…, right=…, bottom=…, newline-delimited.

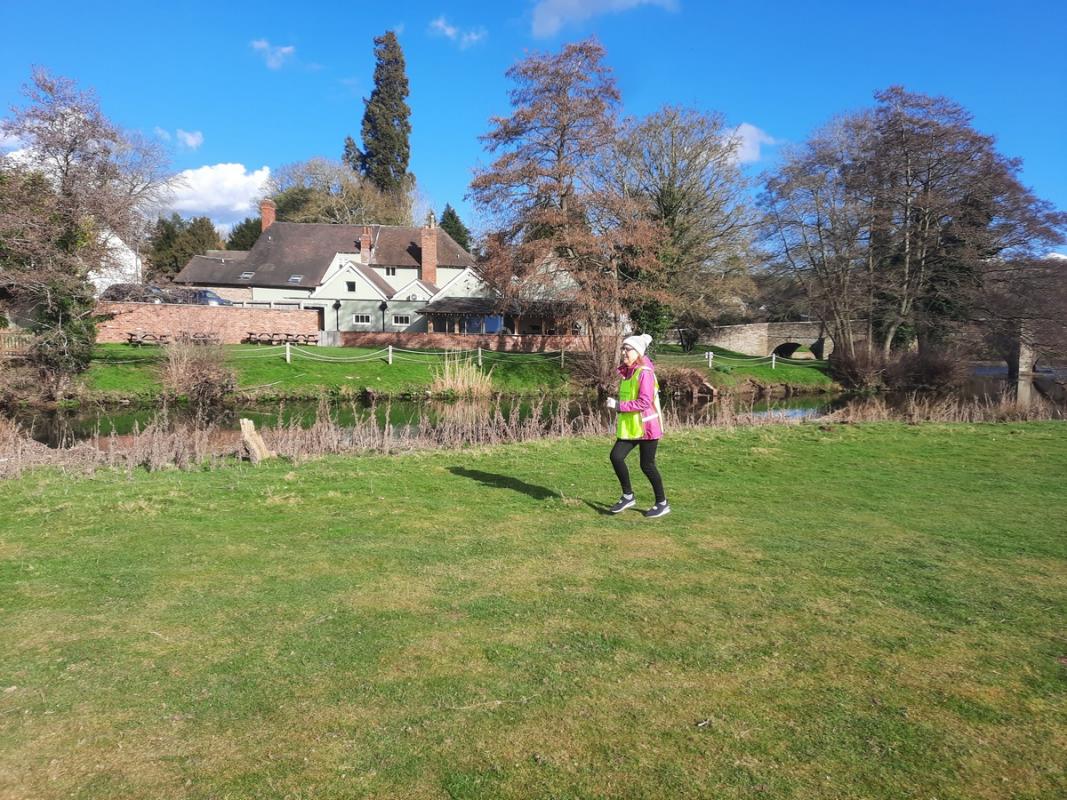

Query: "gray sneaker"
left=644, top=501, right=671, bottom=518
left=609, top=494, right=636, bottom=514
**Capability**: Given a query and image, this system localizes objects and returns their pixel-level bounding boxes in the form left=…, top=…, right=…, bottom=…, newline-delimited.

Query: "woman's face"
left=622, top=346, right=639, bottom=367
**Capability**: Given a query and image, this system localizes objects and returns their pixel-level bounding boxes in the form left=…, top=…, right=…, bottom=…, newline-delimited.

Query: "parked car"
left=99, top=283, right=169, bottom=304
left=168, top=288, right=233, bottom=306
left=189, top=289, right=233, bottom=307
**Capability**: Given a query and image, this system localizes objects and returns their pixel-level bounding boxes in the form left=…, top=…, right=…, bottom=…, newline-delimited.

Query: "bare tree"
left=0, top=68, right=173, bottom=395
left=760, top=113, right=875, bottom=358
left=761, top=87, right=1065, bottom=368
left=605, top=106, right=756, bottom=336
left=470, top=40, right=663, bottom=389
left=267, top=157, right=412, bottom=226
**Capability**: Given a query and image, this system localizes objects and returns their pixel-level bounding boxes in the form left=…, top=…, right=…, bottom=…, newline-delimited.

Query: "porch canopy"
left=418, top=296, right=574, bottom=335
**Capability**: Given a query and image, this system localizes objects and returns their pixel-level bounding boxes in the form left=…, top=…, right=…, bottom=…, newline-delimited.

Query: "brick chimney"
left=360, top=226, right=373, bottom=264
left=420, top=211, right=437, bottom=286
left=260, top=199, right=276, bottom=232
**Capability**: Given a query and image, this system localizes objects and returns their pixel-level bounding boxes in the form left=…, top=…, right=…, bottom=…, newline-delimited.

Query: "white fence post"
left=387, top=344, right=393, bottom=365
left=706, top=351, right=714, bottom=368
left=478, top=347, right=482, bottom=367
left=560, top=348, right=565, bottom=368
left=285, top=341, right=291, bottom=364
left=771, top=353, right=776, bottom=369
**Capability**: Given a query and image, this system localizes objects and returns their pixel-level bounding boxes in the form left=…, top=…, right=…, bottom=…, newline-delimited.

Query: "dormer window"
left=239, top=271, right=255, bottom=280
left=385, top=267, right=396, bottom=276
left=287, top=274, right=303, bottom=284
left=346, top=281, right=357, bottom=292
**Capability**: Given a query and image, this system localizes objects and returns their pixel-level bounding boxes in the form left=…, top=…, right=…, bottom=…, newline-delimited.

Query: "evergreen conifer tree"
left=359, top=31, right=412, bottom=193
left=342, top=136, right=361, bottom=173
left=439, top=203, right=472, bottom=252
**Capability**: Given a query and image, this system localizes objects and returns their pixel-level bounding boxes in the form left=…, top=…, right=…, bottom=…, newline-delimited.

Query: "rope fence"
left=92, top=342, right=829, bottom=370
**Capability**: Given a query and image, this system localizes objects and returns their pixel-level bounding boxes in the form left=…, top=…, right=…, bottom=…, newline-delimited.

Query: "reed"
left=1, top=394, right=1061, bottom=478
left=429, top=353, right=494, bottom=398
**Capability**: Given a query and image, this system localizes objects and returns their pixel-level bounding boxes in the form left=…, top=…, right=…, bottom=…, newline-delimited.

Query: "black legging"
left=610, top=439, right=665, bottom=504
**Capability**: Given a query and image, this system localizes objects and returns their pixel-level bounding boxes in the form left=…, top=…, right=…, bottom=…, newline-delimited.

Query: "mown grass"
left=82, top=344, right=571, bottom=400
left=1, top=423, right=1065, bottom=798
left=657, top=344, right=835, bottom=390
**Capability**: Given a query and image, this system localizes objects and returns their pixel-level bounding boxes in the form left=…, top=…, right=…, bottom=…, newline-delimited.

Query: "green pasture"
left=1, top=423, right=1064, bottom=798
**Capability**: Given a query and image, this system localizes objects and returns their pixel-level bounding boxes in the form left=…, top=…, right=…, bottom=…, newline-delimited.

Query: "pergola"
left=418, top=297, right=574, bottom=335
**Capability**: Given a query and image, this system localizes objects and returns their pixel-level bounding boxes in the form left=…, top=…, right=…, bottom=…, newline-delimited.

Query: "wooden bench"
left=177, top=331, right=221, bottom=345
left=126, top=332, right=171, bottom=346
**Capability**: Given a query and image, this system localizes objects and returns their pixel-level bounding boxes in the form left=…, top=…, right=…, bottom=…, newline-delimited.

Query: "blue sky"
left=2, top=0, right=1065, bottom=245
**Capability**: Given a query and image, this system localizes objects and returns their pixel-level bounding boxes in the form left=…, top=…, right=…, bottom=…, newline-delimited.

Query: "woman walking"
left=606, top=334, right=670, bottom=518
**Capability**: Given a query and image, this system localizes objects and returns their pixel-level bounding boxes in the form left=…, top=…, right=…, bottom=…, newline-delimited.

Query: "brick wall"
left=95, top=302, right=321, bottom=344
left=340, top=331, right=587, bottom=352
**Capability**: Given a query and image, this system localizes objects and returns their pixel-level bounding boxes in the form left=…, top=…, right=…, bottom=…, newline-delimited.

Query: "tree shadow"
left=447, top=467, right=559, bottom=501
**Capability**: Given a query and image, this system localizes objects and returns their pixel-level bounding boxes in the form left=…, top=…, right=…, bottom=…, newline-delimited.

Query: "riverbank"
left=63, top=343, right=836, bottom=406
left=1, top=423, right=1064, bottom=798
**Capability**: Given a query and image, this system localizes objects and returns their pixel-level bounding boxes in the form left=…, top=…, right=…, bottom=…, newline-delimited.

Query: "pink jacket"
left=617, top=356, right=663, bottom=440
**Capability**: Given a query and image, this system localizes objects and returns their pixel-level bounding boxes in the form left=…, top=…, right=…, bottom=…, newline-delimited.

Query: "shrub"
left=159, top=341, right=236, bottom=407
left=828, top=349, right=885, bottom=391
left=883, top=348, right=968, bottom=394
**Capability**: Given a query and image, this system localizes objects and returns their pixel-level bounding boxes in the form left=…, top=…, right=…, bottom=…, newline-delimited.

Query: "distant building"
left=174, top=200, right=488, bottom=333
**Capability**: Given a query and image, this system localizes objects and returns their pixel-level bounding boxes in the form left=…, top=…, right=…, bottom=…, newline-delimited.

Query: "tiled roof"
left=175, top=222, right=475, bottom=289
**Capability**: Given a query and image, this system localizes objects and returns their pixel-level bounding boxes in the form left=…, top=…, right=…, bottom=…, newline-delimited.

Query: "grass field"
left=656, top=345, right=835, bottom=391
left=1, top=423, right=1064, bottom=798
left=79, top=343, right=834, bottom=402
left=82, top=344, right=572, bottom=400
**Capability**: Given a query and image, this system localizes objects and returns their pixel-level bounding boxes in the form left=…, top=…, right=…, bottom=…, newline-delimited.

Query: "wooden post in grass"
left=285, top=342, right=291, bottom=364
left=560, top=348, right=565, bottom=368
left=387, top=345, right=393, bottom=365
left=771, top=353, right=776, bottom=369
left=478, top=347, right=482, bottom=367
left=706, top=351, right=714, bottom=369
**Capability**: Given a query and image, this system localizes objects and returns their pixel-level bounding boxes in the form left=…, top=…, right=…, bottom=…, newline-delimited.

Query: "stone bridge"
left=696, top=321, right=841, bottom=358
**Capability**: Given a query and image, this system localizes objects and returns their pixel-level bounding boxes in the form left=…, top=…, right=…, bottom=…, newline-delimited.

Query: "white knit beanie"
left=622, top=333, right=653, bottom=356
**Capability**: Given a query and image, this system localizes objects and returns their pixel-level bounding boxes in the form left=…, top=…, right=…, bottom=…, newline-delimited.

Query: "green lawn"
left=82, top=344, right=571, bottom=400
left=656, top=344, right=836, bottom=391
left=2, top=423, right=1065, bottom=798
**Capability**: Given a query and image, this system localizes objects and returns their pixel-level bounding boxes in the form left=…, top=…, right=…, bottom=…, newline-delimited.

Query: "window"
left=352, top=314, right=371, bottom=325
left=346, top=281, right=357, bottom=292
left=239, top=271, right=255, bottom=280
left=392, top=314, right=410, bottom=326
left=385, top=267, right=396, bottom=276
left=287, top=274, right=303, bottom=284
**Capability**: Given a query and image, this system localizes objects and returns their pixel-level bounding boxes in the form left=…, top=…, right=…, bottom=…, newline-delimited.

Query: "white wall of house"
left=371, top=266, right=418, bottom=292
left=435, top=267, right=467, bottom=287
left=89, top=234, right=143, bottom=295
left=433, top=268, right=485, bottom=300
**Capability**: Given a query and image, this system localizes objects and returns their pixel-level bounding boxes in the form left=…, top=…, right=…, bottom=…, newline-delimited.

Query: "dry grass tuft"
left=430, top=353, right=495, bottom=398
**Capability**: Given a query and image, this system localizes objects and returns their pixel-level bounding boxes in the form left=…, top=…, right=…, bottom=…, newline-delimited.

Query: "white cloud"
left=168, top=163, right=271, bottom=227
left=429, top=15, right=487, bottom=49
left=176, top=129, right=204, bottom=150
left=251, top=39, right=296, bottom=69
left=732, top=122, right=778, bottom=164
left=153, top=126, right=171, bottom=141
left=531, top=0, right=677, bottom=37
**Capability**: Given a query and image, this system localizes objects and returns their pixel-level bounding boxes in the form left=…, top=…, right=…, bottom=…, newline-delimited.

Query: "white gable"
left=432, top=267, right=487, bottom=301
left=312, top=261, right=388, bottom=301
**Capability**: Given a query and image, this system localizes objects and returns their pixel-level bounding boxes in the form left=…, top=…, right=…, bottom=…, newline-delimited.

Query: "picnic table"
left=245, top=331, right=319, bottom=345
left=177, top=331, right=221, bottom=345
left=126, top=331, right=171, bottom=346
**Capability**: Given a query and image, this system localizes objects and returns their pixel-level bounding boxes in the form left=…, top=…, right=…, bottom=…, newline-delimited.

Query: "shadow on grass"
left=447, top=467, right=560, bottom=501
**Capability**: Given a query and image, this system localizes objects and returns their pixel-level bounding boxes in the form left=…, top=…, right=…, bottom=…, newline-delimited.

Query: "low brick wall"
left=95, top=302, right=321, bottom=344
left=340, top=331, right=587, bottom=352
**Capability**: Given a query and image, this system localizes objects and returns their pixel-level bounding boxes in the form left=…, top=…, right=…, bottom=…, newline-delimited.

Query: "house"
left=174, top=200, right=487, bottom=334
